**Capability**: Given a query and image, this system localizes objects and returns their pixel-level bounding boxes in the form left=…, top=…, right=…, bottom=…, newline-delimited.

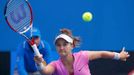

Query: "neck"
left=61, top=54, right=74, bottom=65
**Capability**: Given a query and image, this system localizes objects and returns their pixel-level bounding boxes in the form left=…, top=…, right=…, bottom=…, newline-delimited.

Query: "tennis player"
left=34, top=28, right=130, bottom=75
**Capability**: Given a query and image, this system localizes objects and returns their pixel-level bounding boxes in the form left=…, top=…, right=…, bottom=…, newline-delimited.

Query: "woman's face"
left=55, top=38, right=73, bottom=57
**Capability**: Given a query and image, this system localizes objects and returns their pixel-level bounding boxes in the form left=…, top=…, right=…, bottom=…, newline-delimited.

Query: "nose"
left=60, top=46, right=64, bottom=50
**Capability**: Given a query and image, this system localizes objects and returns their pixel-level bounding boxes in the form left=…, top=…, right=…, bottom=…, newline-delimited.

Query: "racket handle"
left=31, top=44, right=45, bottom=70
left=31, top=44, right=41, bottom=56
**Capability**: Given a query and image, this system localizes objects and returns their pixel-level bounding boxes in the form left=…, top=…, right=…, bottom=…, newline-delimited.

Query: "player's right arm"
left=41, top=64, right=55, bottom=75
left=34, top=55, right=55, bottom=75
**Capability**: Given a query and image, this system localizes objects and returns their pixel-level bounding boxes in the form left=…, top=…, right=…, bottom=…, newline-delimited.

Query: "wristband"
left=36, top=63, right=45, bottom=71
left=113, top=52, right=120, bottom=60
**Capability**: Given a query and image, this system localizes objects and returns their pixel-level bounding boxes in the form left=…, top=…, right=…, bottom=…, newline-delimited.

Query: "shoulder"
left=73, top=50, right=89, bottom=61
left=74, top=50, right=89, bottom=56
left=40, top=40, right=51, bottom=50
left=41, top=40, right=50, bottom=46
left=41, top=40, right=49, bottom=44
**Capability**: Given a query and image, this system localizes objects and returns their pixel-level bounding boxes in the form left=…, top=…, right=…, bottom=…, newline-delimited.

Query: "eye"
left=63, top=43, right=67, bottom=46
left=56, top=44, right=60, bottom=47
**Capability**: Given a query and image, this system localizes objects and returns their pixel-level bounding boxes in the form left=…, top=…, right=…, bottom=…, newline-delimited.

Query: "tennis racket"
left=4, top=0, right=44, bottom=67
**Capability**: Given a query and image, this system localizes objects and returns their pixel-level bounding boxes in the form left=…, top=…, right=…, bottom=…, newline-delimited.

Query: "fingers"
left=42, top=61, right=47, bottom=66
left=126, top=52, right=130, bottom=57
left=123, top=59, right=126, bottom=61
left=127, top=54, right=130, bottom=57
left=123, top=51, right=130, bottom=58
left=34, top=55, right=42, bottom=60
left=121, top=47, right=130, bottom=56
left=122, top=54, right=130, bottom=61
left=34, top=54, right=44, bottom=64
left=125, top=51, right=130, bottom=57
left=120, top=47, right=131, bottom=61
left=122, top=47, right=125, bottom=52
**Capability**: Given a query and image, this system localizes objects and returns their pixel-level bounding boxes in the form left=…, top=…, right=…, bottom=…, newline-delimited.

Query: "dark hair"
left=60, top=28, right=80, bottom=47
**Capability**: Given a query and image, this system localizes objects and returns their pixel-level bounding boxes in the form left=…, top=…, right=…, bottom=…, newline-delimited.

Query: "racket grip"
left=31, top=44, right=41, bottom=56
left=32, top=44, right=45, bottom=70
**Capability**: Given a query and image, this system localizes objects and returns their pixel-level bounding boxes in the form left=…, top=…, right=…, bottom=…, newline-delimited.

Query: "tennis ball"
left=82, top=12, right=93, bottom=22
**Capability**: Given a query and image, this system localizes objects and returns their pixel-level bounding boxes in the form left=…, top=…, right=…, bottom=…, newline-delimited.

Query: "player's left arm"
left=86, top=47, right=130, bottom=61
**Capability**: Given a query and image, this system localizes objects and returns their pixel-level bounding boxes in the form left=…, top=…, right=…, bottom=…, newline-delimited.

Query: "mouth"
left=58, top=51, right=66, bottom=55
left=59, top=51, right=64, bottom=53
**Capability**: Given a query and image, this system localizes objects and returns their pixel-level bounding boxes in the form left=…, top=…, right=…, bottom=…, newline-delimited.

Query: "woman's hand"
left=34, top=54, right=44, bottom=65
left=119, top=47, right=130, bottom=61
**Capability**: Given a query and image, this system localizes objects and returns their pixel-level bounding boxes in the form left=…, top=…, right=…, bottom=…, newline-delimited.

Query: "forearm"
left=36, top=63, right=47, bottom=75
left=100, top=51, right=115, bottom=59
left=36, top=61, right=54, bottom=75
left=88, top=51, right=117, bottom=60
left=38, top=65, right=47, bottom=75
left=39, top=67, right=52, bottom=75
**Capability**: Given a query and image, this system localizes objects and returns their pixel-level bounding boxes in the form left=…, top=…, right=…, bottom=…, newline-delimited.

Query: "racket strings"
left=6, top=0, right=23, bottom=15
left=12, top=16, right=30, bottom=30
left=7, top=13, right=31, bottom=32
left=5, top=0, right=32, bottom=33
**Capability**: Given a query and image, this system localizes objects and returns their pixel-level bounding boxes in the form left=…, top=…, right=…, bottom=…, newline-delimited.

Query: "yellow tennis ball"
left=82, top=12, right=93, bottom=22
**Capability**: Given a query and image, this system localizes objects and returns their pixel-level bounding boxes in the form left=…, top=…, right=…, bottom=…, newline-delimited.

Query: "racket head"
left=4, top=0, right=41, bottom=56
left=4, top=0, right=33, bottom=34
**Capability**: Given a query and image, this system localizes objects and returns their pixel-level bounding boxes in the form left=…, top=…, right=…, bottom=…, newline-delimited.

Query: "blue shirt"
left=16, top=40, right=52, bottom=75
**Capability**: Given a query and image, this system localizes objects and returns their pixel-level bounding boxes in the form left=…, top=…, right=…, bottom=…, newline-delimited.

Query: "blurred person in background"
left=15, top=27, right=52, bottom=75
